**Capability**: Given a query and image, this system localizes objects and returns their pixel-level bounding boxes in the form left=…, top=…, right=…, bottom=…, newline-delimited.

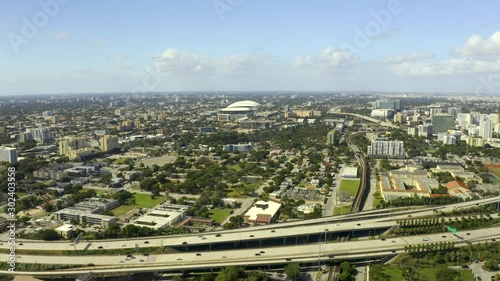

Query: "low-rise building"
left=445, top=181, right=473, bottom=199
left=243, top=200, right=282, bottom=224
left=54, top=224, right=74, bottom=238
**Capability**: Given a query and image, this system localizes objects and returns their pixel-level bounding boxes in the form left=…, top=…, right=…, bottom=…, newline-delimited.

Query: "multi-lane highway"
left=1, top=196, right=498, bottom=252
left=2, top=227, right=499, bottom=277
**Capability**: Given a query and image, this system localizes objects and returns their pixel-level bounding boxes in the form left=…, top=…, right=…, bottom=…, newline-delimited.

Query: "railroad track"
left=327, top=235, right=349, bottom=281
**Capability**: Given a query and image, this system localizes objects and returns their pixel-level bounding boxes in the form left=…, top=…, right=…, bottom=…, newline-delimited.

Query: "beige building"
left=99, top=135, right=119, bottom=152
left=59, top=136, right=94, bottom=161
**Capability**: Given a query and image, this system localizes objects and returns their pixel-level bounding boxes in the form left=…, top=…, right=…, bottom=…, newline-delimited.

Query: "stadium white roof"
left=226, top=100, right=260, bottom=108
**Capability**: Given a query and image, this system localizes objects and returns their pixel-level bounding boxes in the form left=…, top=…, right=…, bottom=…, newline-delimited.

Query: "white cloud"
left=293, top=47, right=359, bottom=68
left=385, top=51, right=434, bottom=64
left=57, top=32, right=70, bottom=40
left=454, top=32, right=500, bottom=58
left=390, top=32, right=500, bottom=77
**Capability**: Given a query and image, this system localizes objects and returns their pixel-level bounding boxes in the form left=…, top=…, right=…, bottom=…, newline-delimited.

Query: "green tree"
left=484, top=259, right=499, bottom=271
left=435, top=267, right=458, bottom=281
left=215, top=266, right=245, bottom=281
left=284, top=263, right=300, bottom=280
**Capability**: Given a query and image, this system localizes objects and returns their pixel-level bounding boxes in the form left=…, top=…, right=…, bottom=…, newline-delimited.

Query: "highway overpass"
left=2, top=227, right=499, bottom=277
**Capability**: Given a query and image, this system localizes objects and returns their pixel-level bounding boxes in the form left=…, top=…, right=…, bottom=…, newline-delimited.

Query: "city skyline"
left=1, top=0, right=500, bottom=96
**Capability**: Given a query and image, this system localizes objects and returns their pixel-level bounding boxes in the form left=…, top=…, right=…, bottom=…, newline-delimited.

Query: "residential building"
left=367, top=138, right=404, bottom=158
left=0, top=146, right=17, bottom=163
left=99, top=135, right=119, bottom=152
left=466, top=136, right=485, bottom=147
left=407, top=127, right=417, bottom=137
left=223, top=143, right=253, bottom=152
left=27, top=127, right=52, bottom=144
left=326, top=130, right=338, bottom=145
left=418, top=124, right=433, bottom=137
left=447, top=107, right=462, bottom=117
left=479, top=119, right=493, bottom=140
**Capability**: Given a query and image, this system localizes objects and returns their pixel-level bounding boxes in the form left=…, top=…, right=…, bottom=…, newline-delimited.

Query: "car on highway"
left=144, top=241, right=149, bottom=244
left=215, top=234, right=222, bottom=237
left=97, top=246, right=103, bottom=249
left=176, top=257, right=182, bottom=260
left=255, top=253, right=261, bottom=256
left=196, top=253, right=202, bottom=256
left=260, top=251, right=265, bottom=254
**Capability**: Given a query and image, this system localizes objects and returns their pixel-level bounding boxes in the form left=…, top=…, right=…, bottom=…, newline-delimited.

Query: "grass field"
left=339, top=179, right=361, bottom=197
left=209, top=208, right=233, bottom=223
left=227, top=182, right=260, bottom=198
left=227, top=164, right=243, bottom=171
left=112, top=193, right=167, bottom=217
left=333, top=205, right=351, bottom=215
left=373, top=266, right=473, bottom=281
left=485, top=164, right=500, bottom=177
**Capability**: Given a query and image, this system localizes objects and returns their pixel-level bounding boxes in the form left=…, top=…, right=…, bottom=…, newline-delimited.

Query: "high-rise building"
left=367, top=138, right=404, bottom=158
left=479, top=119, right=493, bottom=140
left=418, top=124, right=433, bottom=137
left=447, top=107, right=462, bottom=118
left=372, top=100, right=401, bottom=111
left=99, top=135, right=119, bottom=152
left=429, top=108, right=442, bottom=116
left=393, top=113, right=406, bottom=123
left=0, top=147, right=17, bottom=164
left=27, top=127, right=52, bottom=144
left=489, top=113, right=500, bottom=124
left=466, top=136, right=485, bottom=147
left=327, top=130, right=338, bottom=145
left=407, top=127, right=417, bottom=137
left=19, top=132, right=33, bottom=142
left=59, top=136, right=90, bottom=156
left=431, top=115, right=455, bottom=133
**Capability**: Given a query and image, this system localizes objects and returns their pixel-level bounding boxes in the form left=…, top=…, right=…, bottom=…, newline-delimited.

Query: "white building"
left=341, top=167, right=358, bottom=178
left=479, top=119, right=493, bottom=140
left=243, top=200, right=282, bottom=224
left=367, top=138, right=404, bottom=158
left=418, top=124, right=433, bottom=137
left=0, top=146, right=17, bottom=163
left=27, top=127, right=52, bottom=144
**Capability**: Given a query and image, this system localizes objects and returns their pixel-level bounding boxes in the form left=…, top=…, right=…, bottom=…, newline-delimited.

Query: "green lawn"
left=227, top=164, right=243, bottom=171
left=209, top=208, right=233, bottom=223
left=16, top=192, right=29, bottom=198
left=134, top=193, right=167, bottom=208
left=333, top=205, right=351, bottom=215
left=339, top=179, right=360, bottom=197
left=111, top=193, right=167, bottom=217
left=372, top=266, right=472, bottom=281
left=227, top=182, right=260, bottom=198
left=419, top=268, right=473, bottom=281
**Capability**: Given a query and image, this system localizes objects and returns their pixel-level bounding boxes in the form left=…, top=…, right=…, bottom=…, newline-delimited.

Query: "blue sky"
left=1, top=0, right=500, bottom=95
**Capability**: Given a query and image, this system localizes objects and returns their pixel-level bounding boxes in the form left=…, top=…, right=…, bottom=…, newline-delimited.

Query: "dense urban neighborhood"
left=0, top=92, right=499, bottom=281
